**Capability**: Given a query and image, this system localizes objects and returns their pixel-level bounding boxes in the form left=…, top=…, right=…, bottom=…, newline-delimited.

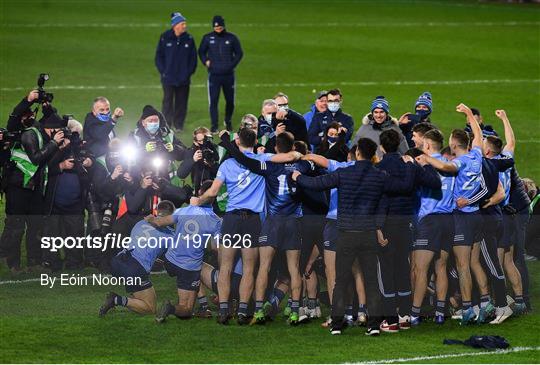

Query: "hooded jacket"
left=353, top=113, right=409, bottom=159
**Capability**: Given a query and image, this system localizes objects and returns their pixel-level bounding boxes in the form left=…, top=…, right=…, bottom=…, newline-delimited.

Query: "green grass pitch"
left=1, top=0, right=539, bottom=363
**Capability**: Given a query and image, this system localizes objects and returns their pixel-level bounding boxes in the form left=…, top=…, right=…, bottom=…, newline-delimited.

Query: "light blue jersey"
left=417, top=153, right=455, bottom=221
left=165, top=205, right=222, bottom=271
left=326, top=159, right=355, bottom=220
left=495, top=151, right=513, bottom=206
left=216, top=151, right=273, bottom=213
left=129, top=220, right=175, bottom=272
left=451, top=146, right=486, bottom=213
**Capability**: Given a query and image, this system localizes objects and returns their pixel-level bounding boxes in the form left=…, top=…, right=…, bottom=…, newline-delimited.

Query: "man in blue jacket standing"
left=199, top=15, right=243, bottom=133
left=155, top=12, right=197, bottom=132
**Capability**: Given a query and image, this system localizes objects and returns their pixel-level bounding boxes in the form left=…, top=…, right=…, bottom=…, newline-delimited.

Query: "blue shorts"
left=413, top=214, right=453, bottom=253
left=110, top=252, right=152, bottom=293
left=453, top=210, right=483, bottom=246
left=259, top=215, right=301, bottom=251
left=221, top=209, right=261, bottom=248
left=323, top=219, right=338, bottom=252
left=211, top=268, right=242, bottom=299
left=164, top=258, right=201, bottom=291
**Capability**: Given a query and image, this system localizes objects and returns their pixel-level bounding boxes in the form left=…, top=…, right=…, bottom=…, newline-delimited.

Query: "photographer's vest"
left=9, top=127, right=47, bottom=192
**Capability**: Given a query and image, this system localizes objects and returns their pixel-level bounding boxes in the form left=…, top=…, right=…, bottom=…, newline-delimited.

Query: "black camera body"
left=196, top=136, right=218, bottom=165
left=0, top=128, right=22, bottom=143
left=36, top=73, right=54, bottom=104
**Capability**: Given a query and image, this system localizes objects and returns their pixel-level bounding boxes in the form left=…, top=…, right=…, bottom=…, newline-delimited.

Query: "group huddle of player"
left=98, top=95, right=531, bottom=336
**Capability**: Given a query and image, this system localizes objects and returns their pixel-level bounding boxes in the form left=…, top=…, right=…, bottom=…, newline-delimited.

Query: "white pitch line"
left=359, top=346, right=540, bottom=364
left=1, top=79, right=539, bottom=92
left=2, top=21, right=539, bottom=29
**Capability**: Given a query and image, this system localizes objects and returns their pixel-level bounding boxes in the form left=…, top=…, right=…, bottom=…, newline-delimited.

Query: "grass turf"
left=0, top=0, right=539, bottom=363
left=0, top=263, right=538, bottom=363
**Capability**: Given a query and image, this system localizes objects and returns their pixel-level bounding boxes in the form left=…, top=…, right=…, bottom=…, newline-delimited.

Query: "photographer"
left=83, top=97, right=124, bottom=158
left=41, top=118, right=94, bottom=272
left=177, top=127, right=219, bottom=195
left=86, top=138, right=135, bottom=270
left=258, top=95, right=309, bottom=153
left=0, top=105, right=63, bottom=272
left=114, top=160, right=192, bottom=236
left=129, top=105, right=187, bottom=164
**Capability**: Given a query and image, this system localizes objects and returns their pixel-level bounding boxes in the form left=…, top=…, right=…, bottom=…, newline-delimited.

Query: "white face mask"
left=328, top=102, right=340, bottom=113
left=264, top=114, right=273, bottom=123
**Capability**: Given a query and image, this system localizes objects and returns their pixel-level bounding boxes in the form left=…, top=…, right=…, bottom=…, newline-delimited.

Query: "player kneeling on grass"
left=99, top=201, right=176, bottom=316
left=151, top=180, right=222, bottom=322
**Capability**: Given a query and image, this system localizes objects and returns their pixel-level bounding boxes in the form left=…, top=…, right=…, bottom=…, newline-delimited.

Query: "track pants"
left=208, top=73, right=235, bottom=131
left=162, top=84, right=189, bottom=130
left=0, top=186, right=43, bottom=268
left=332, top=230, right=382, bottom=329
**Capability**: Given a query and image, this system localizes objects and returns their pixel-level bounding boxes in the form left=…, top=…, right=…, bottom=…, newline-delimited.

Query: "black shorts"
left=413, top=214, right=454, bottom=253
left=323, top=219, right=338, bottom=252
left=453, top=210, right=483, bottom=246
left=211, top=268, right=242, bottom=299
left=259, top=215, right=301, bottom=251
left=221, top=209, right=261, bottom=248
left=499, top=213, right=515, bottom=249
left=110, top=252, right=152, bottom=293
left=164, top=258, right=201, bottom=291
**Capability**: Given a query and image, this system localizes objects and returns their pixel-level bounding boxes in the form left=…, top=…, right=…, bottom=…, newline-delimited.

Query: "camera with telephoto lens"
left=36, top=73, right=54, bottom=104
left=0, top=128, right=22, bottom=143
left=197, top=135, right=218, bottom=165
left=100, top=202, right=114, bottom=235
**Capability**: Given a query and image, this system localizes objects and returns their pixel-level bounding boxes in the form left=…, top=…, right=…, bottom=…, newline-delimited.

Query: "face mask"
left=327, top=136, right=338, bottom=144
left=264, top=114, right=272, bottom=123
left=328, top=102, right=340, bottom=113
left=96, top=112, right=111, bottom=122
left=416, top=109, right=431, bottom=120
left=145, top=122, right=160, bottom=135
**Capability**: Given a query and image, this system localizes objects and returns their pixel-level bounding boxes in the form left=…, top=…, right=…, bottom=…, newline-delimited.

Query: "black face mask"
left=21, top=117, right=35, bottom=129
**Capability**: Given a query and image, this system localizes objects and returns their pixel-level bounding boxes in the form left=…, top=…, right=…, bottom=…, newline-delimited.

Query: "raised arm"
left=456, top=103, right=482, bottom=148
left=495, top=110, right=515, bottom=154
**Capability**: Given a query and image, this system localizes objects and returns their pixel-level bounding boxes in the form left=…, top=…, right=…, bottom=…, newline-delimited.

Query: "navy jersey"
left=259, top=160, right=316, bottom=217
